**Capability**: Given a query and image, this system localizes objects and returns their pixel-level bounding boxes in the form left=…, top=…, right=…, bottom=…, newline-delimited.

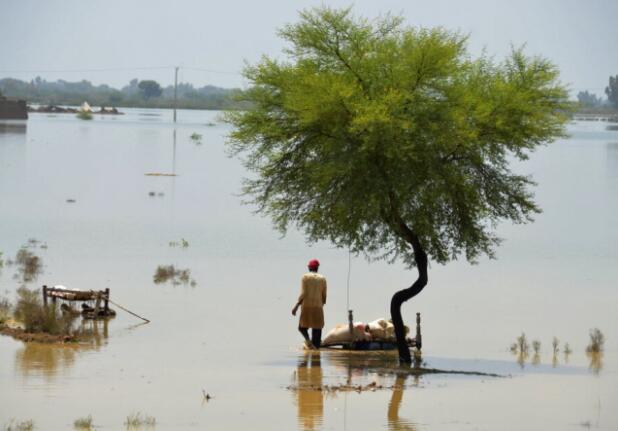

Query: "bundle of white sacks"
left=322, top=318, right=409, bottom=345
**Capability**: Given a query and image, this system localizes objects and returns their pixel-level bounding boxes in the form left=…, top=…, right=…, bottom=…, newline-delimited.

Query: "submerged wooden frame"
left=42, top=285, right=115, bottom=319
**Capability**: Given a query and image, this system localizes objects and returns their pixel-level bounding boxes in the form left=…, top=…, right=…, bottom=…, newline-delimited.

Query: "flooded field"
left=0, top=111, right=617, bottom=430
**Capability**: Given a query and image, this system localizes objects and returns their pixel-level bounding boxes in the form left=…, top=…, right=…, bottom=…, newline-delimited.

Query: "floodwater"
left=0, top=111, right=616, bottom=430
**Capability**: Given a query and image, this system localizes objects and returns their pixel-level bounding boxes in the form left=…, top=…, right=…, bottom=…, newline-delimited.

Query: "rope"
left=346, top=248, right=352, bottom=311
left=104, top=296, right=151, bottom=323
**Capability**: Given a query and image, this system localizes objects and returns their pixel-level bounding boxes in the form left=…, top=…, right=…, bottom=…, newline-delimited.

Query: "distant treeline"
left=0, top=77, right=250, bottom=110
left=577, top=74, right=618, bottom=112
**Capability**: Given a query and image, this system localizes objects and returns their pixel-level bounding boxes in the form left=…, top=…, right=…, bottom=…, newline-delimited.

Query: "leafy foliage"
left=0, top=77, right=247, bottom=110
left=227, top=7, right=571, bottom=266
left=138, top=80, right=163, bottom=100
left=606, top=75, right=618, bottom=109
left=13, top=287, right=74, bottom=334
left=577, top=90, right=603, bottom=108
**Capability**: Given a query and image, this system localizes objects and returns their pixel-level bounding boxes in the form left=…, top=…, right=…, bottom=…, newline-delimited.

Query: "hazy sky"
left=1, top=0, right=616, bottom=96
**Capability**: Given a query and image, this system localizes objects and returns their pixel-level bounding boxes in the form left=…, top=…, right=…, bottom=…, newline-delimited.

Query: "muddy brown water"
left=0, top=112, right=616, bottom=430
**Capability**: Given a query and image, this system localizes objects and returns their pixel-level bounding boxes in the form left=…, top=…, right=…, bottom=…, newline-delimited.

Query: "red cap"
left=307, top=259, right=320, bottom=270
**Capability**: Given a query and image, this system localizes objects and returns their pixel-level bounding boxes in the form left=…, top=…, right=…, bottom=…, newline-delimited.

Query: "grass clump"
left=0, top=295, right=11, bottom=325
left=13, top=287, right=75, bottom=335
left=3, top=419, right=34, bottom=431
left=73, top=415, right=93, bottom=430
left=532, top=340, right=541, bottom=355
left=153, top=265, right=195, bottom=286
left=125, top=413, right=155, bottom=429
left=190, top=132, right=202, bottom=144
left=168, top=238, right=189, bottom=248
left=76, top=111, right=93, bottom=120
left=14, top=248, right=43, bottom=283
left=515, top=333, right=529, bottom=355
left=586, top=328, right=605, bottom=353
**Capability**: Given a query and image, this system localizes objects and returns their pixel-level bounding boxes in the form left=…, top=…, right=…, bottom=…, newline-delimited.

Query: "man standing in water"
left=292, top=259, right=327, bottom=349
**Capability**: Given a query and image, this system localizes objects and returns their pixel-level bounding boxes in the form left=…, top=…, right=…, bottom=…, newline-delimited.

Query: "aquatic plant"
left=586, top=328, right=605, bottom=353
left=13, top=287, right=75, bottom=335
left=190, top=132, right=203, bottom=143
left=564, top=342, right=572, bottom=356
left=76, top=111, right=93, bottom=120
left=125, top=412, right=156, bottom=429
left=14, top=248, right=43, bottom=283
left=552, top=337, right=560, bottom=355
left=532, top=340, right=541, bottom=355
left=2, top=419, right=34, bottom=431
left=73, top=415, right=94, bottom=430
left=153, top=265, right=195, bottom=286
left=168, top=238, right=189, bottom=248
left=0, top=295, right=11, bottom=325
left=516, top=333, right=530, bottom=355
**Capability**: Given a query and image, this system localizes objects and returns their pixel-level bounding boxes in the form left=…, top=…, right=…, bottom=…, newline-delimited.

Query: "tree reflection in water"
left=388, top=374, right=417, bottom=431
left=292, top=350, right=421, bottom=430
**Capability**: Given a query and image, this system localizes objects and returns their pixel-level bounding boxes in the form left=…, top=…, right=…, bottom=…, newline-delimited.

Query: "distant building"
left=0, top=96, right=28, bottom=119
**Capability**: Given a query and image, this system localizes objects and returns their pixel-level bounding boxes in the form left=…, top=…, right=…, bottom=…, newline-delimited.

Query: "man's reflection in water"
left=294, top=351, right=324, bottom=431
left=387, top=374, right=417, bottom=431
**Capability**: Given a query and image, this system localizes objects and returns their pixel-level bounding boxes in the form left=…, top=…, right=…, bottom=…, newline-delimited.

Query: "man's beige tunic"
left=298, top=272, right=327, bottom=329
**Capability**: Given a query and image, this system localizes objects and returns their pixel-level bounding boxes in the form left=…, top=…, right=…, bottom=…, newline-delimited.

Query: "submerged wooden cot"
left=42, top=285, right=116, bottom=319
left=322, top=311, right=422, bottom=351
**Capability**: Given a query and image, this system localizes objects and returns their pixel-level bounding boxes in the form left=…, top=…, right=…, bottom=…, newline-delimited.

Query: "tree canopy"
left=138, top=80, right=163, bottom=100
left=226, top=7, right=571, bottom=268
left=606, top=75, right=618, bottom=109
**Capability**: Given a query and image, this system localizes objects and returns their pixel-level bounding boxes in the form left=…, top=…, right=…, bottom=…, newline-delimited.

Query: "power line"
left=0, top=66, right=242, bottom=76
left=0, top=66, right=174, bottom=73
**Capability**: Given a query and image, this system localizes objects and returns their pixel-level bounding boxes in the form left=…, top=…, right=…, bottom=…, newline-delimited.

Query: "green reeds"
left=73, top=415, right=94, bottom=430
left=76, top=111, right=93, bottom=120
left=125, top=413, right=155, bottom=429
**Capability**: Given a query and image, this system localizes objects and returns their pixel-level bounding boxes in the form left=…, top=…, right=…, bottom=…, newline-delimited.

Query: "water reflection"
left=294, top=352, right=324, bottom=431
left=587, top=352, right=603, bottom=375
left=15, top=319, right=110, bottom=379
left=607, top=142, right=618, bottom=177
left=388, top=375, right=417, bottom=431
left=0, top=120, right=27, bottom=135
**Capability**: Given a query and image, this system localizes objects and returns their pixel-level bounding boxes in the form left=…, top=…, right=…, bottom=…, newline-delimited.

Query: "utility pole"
left=173, top=66, right=179, bottom=123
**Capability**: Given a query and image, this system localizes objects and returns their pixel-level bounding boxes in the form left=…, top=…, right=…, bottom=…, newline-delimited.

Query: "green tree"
left=138, top=80, right=163, bottom=100
left=577, top=90, right=602, bottom=108
left=226, top=7, right=571, bottom=363
left=606, top=75, right=618, bottom=109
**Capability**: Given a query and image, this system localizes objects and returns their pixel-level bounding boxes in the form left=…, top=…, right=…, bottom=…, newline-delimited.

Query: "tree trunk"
left=390, top=242, right=428, bottom=364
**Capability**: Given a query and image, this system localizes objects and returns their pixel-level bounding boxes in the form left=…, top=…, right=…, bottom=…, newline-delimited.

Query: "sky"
left=1, top=0, right=616, bottom=96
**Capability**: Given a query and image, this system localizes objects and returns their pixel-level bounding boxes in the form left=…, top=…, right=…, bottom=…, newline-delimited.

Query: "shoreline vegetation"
left=3, top=76, right=618, bottom=117
left=0, top=77, right=249, bottom=111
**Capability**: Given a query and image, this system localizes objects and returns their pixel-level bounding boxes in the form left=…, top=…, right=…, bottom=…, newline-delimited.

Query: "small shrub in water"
left=190, top=132, right=202, bottom=143
left=13, top=287, right=75, bottom=335
left=73, top=415, right=93, bottom=430
left=125, top=413, right=155, bottom=429
left=0, top=295, right=11, bottom=325
left=76, top=111, right=93, bottom=120
left=564, top=342, right=572, bottom=355
left=586, top=328, right=605, bottom=353
left=516, top=333, right=529, bottom=355
left=153, top=265, right=195, bottom=286
left=552, top=337, right=560, bottom=355
left=532, top=340, right=541, bottom=355
left=3, top=420, right=35, bottom=431
left=14, top=248, right=43, bottom=283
